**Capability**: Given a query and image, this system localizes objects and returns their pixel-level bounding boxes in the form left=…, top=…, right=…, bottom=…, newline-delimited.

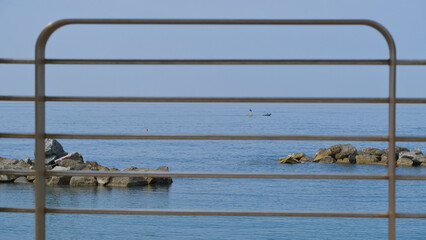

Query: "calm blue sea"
left=1, top=102, right=426, bottom=239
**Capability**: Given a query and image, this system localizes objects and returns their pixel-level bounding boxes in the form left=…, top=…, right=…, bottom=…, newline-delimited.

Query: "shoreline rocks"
left=279, top=144, right=426, bottom=167
left=0, top=139, right=172, bottom=187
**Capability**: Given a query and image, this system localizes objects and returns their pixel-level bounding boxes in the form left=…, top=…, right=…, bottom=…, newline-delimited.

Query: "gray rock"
left=289, top=152, right=306, bottom=159
left=69, top=176, right=98, bottom=187
left=14, top=176, right=30, bottom=184
left=356, top=154, right=381, bottom=165
left=300, top=156, right=315, bottom=162
left=47, top=166, right=72, bottom=186
left=0, top=165, right=27, bottom=182
left=412, top=148, right=423, bottom=155
left=55, top=152, right=84, bottom=167
left=397, top=158, right=413, bottom=166
left=95, top=165, right=110, bottom=186
left=23, top=157, right=33, bottom=165
left=329, top=144, right=357, bottom=159
left=319, top=156, right=335, bottom=163
left=43, top=138, right=68, bottom=164
left=108, top=167, right=148, bottom=187
left=0, top=157, right=32, bottom=169
left=418, top=155, right=426, bottom=163
left=70, top=163, right=87, bottom=170
left=314, top=148, right=331, bottom=161
left=358, top=147, right=384, bottom=156
left=399, top=151, right=417, bottom=160
left=279, top=156, right=300, bottom=164
left=108, top=176, right=148, bottom=187
left=153, top=166, right=173, bottom=184
left=336, top=158, right=350, bottom=164
left=134, top=166, right=173, bottom=184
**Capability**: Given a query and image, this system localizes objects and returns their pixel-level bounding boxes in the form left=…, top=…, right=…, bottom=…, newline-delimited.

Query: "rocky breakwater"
left=279, top=144, right=426, bottom=167
left=0, top=138, right=172, bottom=187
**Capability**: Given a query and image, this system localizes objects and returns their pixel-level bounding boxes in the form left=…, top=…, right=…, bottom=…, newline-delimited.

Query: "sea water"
left=0, top=102, right=425, bottom=239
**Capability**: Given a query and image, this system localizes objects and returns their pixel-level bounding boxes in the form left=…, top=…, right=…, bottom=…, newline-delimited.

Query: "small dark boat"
left=262, top=113, right=271, bottom=116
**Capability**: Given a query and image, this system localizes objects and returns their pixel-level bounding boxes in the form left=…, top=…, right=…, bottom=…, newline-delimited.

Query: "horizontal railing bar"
left=0, top=133, right=35, bottom=138
left=0, top=58, right=35, bottom=64
left=0, top=169, right=35, bottom=176
left=44, top=171, right=389, bottom=179
left=0, top=207, right=34, bottom=213
left=48, top=59, right=391, bottom=65
left=396, top=136, right=426, bottom=142
left=395, top=175, right=426, bottom=180
left=2, top=96, right=426, bottom=104
left=45, top=96, right=390, bottom=103
left=2, top=132, right=426, bottom=142
left=1, top=207, right=424, bottom=219
left=396, top=60, right=426, bottom=65
left=45, top=207, right=388, bottom=218
left=396, top=213, right=426, bottom=218
left=1, top=169, right=424, bottom=180
left=1, top=58, right=426, bottom=65
left=0, top=96, right=35, bottom=101
left=44, top=133, right=389, bottom=141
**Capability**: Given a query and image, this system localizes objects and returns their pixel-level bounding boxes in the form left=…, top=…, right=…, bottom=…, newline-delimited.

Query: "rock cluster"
left=0, top=139, right=172, bottom=186
left=279, top=144, right=426, bottom=167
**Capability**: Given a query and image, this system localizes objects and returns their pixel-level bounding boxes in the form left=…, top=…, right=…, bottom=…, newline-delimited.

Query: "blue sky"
left=0, top=0, right=425, bottom=98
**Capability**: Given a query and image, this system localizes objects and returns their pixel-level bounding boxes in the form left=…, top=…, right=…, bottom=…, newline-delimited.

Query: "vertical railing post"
left=388, top=48, right=397, bottom=240
left=377, top=25, right=397, bottom=240
left=35, top=29, right=48, bottom=240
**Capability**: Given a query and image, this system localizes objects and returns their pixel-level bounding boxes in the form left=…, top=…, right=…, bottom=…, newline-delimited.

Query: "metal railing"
left=0, top=19, right=425, bottom=240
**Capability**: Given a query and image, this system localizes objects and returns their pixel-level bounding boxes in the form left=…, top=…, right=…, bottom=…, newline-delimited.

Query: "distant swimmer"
left=248, top=109, right=253, bottom=116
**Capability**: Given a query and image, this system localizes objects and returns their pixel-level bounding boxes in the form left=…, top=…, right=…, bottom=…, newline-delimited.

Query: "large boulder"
left=356, top=154, right=382, bottom=165
left=69, top=176, right=98, bottom=187
left=358, top=147, right=384, bottom=156
left=0, top=165, right=26, bottom=182
left=397, top=158, right=414, bottom=167
left=0, top=157, right=32, bottom=169
left=135, top=166, right=173, bottom=184
left=279, top=156, right=300, bottom=164
left=318, top=156, right=336, bottom=163
left=328, top=144, right=357, bottom=159
left=300, top=156, right=315, bottom=162
left=314, top=148, right=331, bottom=162
left=0, top=157, right=32, bottom=182
left=47, top=166, right=71, bottom=186
left=86, top=162, right=111, bottom=186
left=55, top=152, right=84, bottom=168
left=279, top=152, right=307, bottom=164
left=43, top=139, right=68, bottom=165
left=108, top=166, right=148, bottom=187
left=14, top=176, right=30, bottom=184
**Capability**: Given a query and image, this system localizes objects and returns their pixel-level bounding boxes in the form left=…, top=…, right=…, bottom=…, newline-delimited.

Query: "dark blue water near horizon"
left=0, top=102, right=425, bottom=239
